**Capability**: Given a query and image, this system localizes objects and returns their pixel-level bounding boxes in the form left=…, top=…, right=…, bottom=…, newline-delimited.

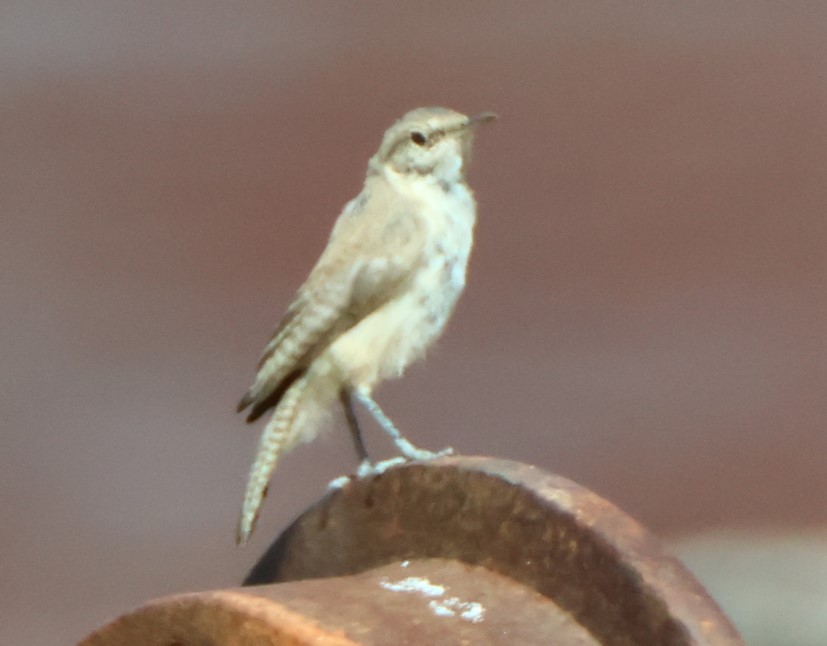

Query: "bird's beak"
left=467, top=111, right=498, bottom=127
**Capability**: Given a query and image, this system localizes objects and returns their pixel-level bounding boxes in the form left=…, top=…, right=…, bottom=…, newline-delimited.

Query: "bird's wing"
left=238, top=206, right=425, bottom=422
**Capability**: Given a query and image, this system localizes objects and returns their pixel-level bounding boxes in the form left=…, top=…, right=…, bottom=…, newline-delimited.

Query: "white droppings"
left=380, top=576, right=445, bottom=596
left=429, top=597, right=485, bottom=623
left=400, top=560, right=410, bottom=568
left=458, top=601, right=485, bottom=623
left=429, top=600, right=455, bottom=617
left=379, top=576, right=486, bottom=624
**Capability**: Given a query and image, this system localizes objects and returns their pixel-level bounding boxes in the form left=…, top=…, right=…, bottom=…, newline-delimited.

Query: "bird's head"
left=370, top=107, right=496, bottom=185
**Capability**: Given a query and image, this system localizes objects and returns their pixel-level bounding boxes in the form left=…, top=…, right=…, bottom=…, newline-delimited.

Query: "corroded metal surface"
left=82, top=558, right=597, bottom=645
left=79, top=587, right=360, bottom=646
left=80, top=457, right=742, bottom=644
left=245, top=456, right=743, bottom=645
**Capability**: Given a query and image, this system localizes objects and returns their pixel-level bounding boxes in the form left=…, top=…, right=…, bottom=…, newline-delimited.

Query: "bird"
left=235, top=107, right=495, bottom=544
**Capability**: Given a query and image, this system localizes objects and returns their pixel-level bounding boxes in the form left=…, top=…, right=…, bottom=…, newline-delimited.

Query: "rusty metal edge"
left=244, top=455, right=743, bottom=644
left=78, top=589, right=360, bottom=646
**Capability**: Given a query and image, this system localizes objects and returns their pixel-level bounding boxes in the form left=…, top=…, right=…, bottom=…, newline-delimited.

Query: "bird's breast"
left=410, top=177, right=476, bottom=324
left=329, top=177, right=476, bottom=390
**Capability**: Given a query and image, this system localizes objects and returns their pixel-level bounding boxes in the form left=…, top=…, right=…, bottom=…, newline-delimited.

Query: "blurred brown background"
left=2, top=2, right=825, bottom=643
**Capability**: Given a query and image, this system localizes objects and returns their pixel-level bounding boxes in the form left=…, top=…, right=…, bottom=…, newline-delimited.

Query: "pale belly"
left=327, top=246, right=469, bottom=392
left=325, top=170, right=475, bottom=392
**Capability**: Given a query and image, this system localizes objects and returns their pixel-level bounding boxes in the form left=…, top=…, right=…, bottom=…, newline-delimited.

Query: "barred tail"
left=237, top=375, right=310, bottom=545
left=236, top=366, right=339, bottom=545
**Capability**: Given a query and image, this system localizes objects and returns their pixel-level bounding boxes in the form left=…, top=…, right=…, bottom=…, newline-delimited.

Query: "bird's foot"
left=356, top=458, right=374, bottom=478
left=356, top=456, right=407, bottom=478
left=395, top=437, right=455, bottom=461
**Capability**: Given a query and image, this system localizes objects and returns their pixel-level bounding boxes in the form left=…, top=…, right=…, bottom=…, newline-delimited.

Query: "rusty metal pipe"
left=80, top=456, right=742, bottom=645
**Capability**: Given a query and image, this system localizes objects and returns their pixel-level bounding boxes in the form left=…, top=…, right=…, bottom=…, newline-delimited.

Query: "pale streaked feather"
left=235, top=107, right=492, bottom=543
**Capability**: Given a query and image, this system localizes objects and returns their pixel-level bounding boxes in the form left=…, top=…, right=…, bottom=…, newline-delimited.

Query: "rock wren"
left=236, top=107, right=495, bottom=544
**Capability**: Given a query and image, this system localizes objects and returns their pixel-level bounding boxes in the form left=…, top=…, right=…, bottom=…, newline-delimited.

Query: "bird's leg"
left=339, top=387, right=370, bottom=466
left=354, top=392, right=453, bottom=461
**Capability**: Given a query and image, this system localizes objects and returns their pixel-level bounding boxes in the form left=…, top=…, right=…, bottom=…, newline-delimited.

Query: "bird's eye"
left=410, top=131, right=427, bottom=146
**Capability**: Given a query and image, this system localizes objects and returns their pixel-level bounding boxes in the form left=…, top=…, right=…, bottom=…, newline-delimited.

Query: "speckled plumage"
left=236, top=107, right=494, bottom=544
